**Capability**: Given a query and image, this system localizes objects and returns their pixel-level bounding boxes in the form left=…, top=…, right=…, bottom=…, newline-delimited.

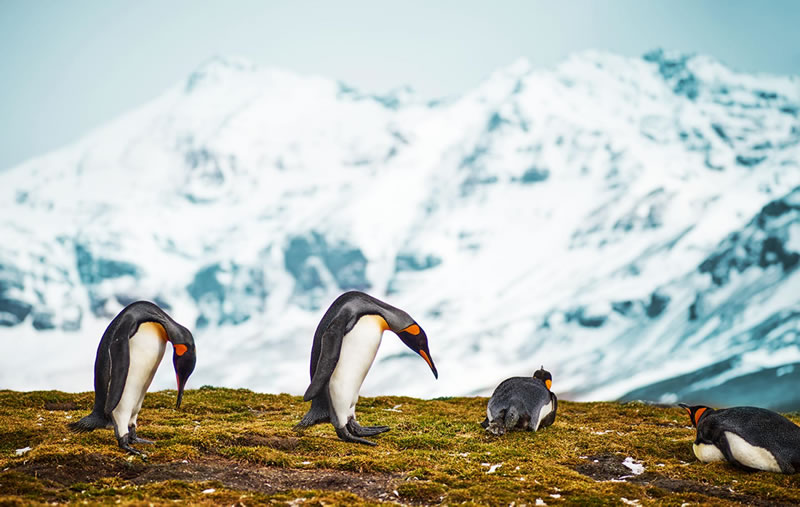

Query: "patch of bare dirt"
left=573, top=454, right=790, bottom=506
left=574, top=453, right=634, bottom=481
left=13, top=454, right=401, bottom=502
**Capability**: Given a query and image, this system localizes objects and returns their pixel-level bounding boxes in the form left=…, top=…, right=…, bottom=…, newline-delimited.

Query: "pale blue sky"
left=1, top=0, right=799, bottom=171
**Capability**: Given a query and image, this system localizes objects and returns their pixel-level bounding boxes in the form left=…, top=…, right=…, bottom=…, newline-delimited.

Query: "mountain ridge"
left=1, top=49, right=798, bottom=407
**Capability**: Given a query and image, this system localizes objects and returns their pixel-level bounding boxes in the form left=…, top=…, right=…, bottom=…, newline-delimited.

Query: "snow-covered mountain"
left=2, top=49, right=799, bottom=409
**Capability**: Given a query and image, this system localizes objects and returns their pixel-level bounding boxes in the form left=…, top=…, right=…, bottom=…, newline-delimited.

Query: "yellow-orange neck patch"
left=545, top=379, right=552, bottom=390
left=364, top=314, right=390, bottom=332
left=174, top=344, right=188, bottom=356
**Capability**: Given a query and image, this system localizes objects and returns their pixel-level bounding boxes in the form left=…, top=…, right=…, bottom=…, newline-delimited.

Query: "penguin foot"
left=335, top=425, right=377, bottom=446
left=347, top=419, right=390, bottom=437
left=486, top=421, right=506, bottom=436
left=128, top=427, right=155, bottom=445
left=117, top=435, right=147, bottom=457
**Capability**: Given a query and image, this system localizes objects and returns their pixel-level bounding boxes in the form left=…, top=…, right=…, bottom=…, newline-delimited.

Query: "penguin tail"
left=504, top=406, right=520, bottom=430
left=294, top=396, right=330, bottom=431
left=68, top=411, right=107, bottom=433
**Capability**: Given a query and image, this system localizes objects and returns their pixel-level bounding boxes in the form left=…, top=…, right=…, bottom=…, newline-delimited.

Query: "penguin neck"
left=374, top=307, right=412, bottom=334
left=364, top=313, right=391, bottom=333
left=139, top=321, right=169, bottom=342
left=693, top=407, right=713, bottom=427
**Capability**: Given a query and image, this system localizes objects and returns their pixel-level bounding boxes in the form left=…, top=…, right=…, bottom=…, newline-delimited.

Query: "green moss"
left=1, top=390, right=800, bottom=505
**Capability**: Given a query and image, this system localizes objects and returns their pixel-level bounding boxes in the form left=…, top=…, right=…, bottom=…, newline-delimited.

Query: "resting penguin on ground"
left=295, top=291, right=438, bottom=445
left=679, top=403, right=800, bottom=474
left=481, top=366, right=557, bottom=435
left=69, top=301, right=196, bottom=455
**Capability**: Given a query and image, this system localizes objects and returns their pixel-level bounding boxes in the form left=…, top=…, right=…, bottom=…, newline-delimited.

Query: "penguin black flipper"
left=303, top=314, right=350, bottom=402
left=103, top=323, right=133, bottom=417
left=69, top=313, right=137, bottom=432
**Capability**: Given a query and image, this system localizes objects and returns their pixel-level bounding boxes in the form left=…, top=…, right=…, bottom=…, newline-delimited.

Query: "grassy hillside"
left=1, top=388, right=799, bottom=505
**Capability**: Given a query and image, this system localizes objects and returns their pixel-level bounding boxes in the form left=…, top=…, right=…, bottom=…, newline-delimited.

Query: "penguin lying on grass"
left=481, top=366, right=557, bottom=435
left=295, top=291, right=438, bottom=445
left=69, top=301, right=196, bottom=455
left=680, top=403, right=800, bottom=474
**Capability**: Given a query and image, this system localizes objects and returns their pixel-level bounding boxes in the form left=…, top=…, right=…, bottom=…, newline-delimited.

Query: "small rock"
left=487, top=464, right=502, bottom=474
left=202, top=489, right=215, bottom=494
left=535, top=499, right=546, bottom=506
left=15, top=447, right=31, bottom=456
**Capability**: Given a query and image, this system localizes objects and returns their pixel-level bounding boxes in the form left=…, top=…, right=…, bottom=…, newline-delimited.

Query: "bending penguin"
left=295, top=291, right=438, bottom=445
left=481, top=366, right=557, bottom=436
left=680, top=403, right=800, bottom=474
left=69, top=301, right=196, bottom=455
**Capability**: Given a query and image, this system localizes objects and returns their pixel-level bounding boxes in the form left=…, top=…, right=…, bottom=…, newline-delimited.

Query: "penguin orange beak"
left=419, top=349, right=438, bottom=379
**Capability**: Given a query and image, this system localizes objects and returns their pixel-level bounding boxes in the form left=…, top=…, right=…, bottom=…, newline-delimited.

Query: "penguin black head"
left=396, top=323, right=438, bottom=379
left=533, top=366, right=553, bottom=390
left=678, top=403, right=711, bottom=427
left=170, top=327, right=196, bottom=409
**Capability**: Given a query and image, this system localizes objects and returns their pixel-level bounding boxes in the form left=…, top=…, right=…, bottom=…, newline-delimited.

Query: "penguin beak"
left=677, top=403, right=694, bottom=426
left=419, top=349, right=438, bottom=379
left=176, top=376, right=186, bottom=409
left=172, top=345, right=196, bottom=410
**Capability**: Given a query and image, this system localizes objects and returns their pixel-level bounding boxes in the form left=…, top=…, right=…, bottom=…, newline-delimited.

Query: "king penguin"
left=679, top=403, right=800, bottom=474
left=481, top=366, right=557, bottom=435
left=69, top=301, right=197, bottom=455
left=295, top=291, right=438, bottom=445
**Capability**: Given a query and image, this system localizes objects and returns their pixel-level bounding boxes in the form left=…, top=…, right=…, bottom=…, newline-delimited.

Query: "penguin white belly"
left=111, top=322, right=167, bottom=435
left=724, top=431, right=782, bottom=472
left=328, top=315, right=385, bottom=428
left=693, top=442, right=725, bottom=463
left=534, top=399, right=554, bottom=431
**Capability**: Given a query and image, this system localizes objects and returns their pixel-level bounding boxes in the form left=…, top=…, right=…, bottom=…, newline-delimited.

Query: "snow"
left=1, top=50, right=799, bottom=408
left=622, top=457, right=645, bottom=475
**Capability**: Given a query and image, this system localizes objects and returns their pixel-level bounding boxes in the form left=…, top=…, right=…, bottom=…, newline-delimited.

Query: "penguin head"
left=678, top=403, right=711, bottom=427
left=396, top=323, right=438, bottom=379
left=533, top=366, right=553, bottom=390
left=171, top=327, right=196, bottom=409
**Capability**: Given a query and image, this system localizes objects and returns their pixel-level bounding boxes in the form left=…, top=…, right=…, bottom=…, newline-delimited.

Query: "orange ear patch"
left=174, top=344, right=188, bottom=356
left=545, top=379, right=552, bottom=390
left=401, top=324, right=421, bottom=335
left=694, top=407, right=707, bottom=425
